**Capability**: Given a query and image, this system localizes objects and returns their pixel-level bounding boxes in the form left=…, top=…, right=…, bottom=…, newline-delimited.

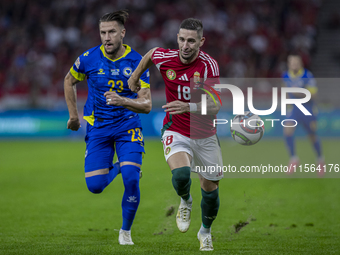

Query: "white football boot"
left=118, top=229, right=134, bottom=245
left=176, top=197, right=192, bottom=233
left=197, top=231, right=214, bottom=251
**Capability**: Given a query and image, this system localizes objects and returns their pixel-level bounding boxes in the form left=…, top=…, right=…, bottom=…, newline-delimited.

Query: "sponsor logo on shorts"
left=166, top=69, right=176, bottom=80
left=165, top=147, right=171, bottom=155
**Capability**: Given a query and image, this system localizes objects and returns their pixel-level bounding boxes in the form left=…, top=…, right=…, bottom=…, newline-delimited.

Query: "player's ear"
left=199, top=37, right=205, bottom=47
left=121, top=28, right=126, bottom=39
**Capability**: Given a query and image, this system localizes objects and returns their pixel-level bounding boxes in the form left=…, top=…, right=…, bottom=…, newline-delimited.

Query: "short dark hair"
left=179, top=18, right=203, bottom=38
left=99, top=10, right=129, bottom=27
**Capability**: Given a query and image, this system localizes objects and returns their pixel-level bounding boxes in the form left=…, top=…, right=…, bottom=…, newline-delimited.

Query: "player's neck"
left=289, top=68, right=303, bottom=76
left=106, top=44, right=126, bottom=60
left=179, top=51, right=199, bottom=65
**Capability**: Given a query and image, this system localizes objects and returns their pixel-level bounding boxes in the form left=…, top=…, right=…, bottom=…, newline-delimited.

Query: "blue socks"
left=285, top=135, right=295, bottom=157
left=121, top=165, right=140, bottom=231
left=85, top=152, right=142, bottom=232
left=285, top=135, right=322, bottom=158
left=313, top=139, right=322, bottom=158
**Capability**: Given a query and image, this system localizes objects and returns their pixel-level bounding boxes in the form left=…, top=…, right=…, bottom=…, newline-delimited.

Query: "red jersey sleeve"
left=151, top=47, right=179, bottom=65
left=151, top=47, right=162, bottom=64
left=199, top=52, right=221, bottom=94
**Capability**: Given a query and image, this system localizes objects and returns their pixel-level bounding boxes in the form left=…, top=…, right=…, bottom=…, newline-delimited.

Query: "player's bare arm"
left=162, top=94, right=221, bottom=115
left=128, top=47, right=158, bottom=93
left=104, top=88, right=152, bottom=113
left=64, top=72, right=81, bottom=131
left=195, top=93, right=221, bottom=115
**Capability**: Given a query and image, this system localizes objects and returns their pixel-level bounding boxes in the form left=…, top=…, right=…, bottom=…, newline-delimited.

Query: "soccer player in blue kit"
left=64, top=10, right=151, bottom=245
left=282, top=55, right=325, bottom=176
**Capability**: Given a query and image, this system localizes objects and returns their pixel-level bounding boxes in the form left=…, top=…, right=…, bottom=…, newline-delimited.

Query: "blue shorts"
left=287, top=105, right=317, bottom=134
left=84, top=123, right=145, bottom=172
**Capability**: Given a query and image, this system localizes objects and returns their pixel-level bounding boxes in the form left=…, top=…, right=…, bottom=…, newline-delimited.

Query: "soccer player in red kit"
left=128, top=18, right=222, bottom=251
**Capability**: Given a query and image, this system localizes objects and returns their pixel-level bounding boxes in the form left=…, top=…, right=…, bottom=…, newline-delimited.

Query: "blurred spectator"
left=327, top=11, right=340, bottom=30
left=0, top=0, right=320, bottom=108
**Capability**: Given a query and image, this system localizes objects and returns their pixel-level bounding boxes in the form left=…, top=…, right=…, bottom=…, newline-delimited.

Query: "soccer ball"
left=230, top=112, right=265, bottom=145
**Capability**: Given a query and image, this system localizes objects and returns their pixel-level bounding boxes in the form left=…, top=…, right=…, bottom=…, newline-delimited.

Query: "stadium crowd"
left=0, top=0, right=321, bottom=108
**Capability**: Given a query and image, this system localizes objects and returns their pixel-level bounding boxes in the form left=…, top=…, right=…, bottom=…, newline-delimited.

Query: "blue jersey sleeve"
left=305, top=70, right=317, bottom=95
left=70, top=52, right=88, bottom=81
left=306, top=70, right=316, bottom=88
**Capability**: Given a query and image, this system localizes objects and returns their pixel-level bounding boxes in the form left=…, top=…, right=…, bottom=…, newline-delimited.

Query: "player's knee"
left=310, top=121, right=317, bottom=132
left=121, top=165, right=140, bottom=188
left=308, top=133, right=317, bottom=143
left=172, top=166, right=191, bottom=186
left=123, top=174, right=139, bottom=188
left=87, top=183, right=104, bottom=194
left=284, top=126, right=295, bottom=136
left=86, top=177, right=105, bottom=194
left=201, top=187, right=219, bottom=205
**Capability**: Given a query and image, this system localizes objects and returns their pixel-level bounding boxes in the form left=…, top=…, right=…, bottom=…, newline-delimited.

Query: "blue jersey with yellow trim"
left=70, top=44, right=150, bottom=129
left=282, top=68, right=317, bottom=108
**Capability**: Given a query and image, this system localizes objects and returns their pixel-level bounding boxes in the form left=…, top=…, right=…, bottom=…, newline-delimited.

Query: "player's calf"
left=201, top=187, right=219, bottom=229
left=172, top=166, right=193, bottom=232
left=121, top=164, right=141, bottom=231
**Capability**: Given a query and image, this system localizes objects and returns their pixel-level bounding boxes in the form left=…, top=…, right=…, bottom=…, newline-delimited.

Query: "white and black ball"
left=230, top=112, right=265, bottom=145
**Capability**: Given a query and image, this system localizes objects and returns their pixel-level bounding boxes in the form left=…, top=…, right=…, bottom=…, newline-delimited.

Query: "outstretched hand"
left=162, top=100, right=190, bottom=115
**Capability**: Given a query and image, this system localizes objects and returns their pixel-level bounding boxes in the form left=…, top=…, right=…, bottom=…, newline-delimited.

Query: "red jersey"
left=152, top=47, right=220, bottom=139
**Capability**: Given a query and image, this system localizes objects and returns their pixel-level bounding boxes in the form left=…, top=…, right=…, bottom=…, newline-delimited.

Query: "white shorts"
left=162, top=130, right=224, bottom=181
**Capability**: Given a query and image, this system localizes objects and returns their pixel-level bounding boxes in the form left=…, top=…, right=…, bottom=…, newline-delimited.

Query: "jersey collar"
left=288, top=68, right=304, bottom=78
left=100, top=44, right=131, bottom=62
left=178, top=50, right=201, bottom=65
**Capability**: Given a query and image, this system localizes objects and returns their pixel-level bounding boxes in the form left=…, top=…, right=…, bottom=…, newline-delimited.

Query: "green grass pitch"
left=0, top=139, right=339, bottom=254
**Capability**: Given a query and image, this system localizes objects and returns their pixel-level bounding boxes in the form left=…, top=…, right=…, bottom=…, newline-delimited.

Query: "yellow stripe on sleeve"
left=306, top=86, right=318, bottom=95
left=70, top=66, right=86, bottom=81
left=139, top=79, right=150, bottom=89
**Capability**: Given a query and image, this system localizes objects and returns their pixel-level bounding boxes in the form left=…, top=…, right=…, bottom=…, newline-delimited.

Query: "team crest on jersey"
left=123, top=67, right=133, bottom=77
left=165, top=147, right=171, bottom=155
left=194, top=71, right=200, bottom=83
left=75, top=57, right=80, bottom=69
left=166, top=69, right=176, bottom=80
left=111, top=69, right=120, bottom=75
left=98, top=69, right=105, bottom=75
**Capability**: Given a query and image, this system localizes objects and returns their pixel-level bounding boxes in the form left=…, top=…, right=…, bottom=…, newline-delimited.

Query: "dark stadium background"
left=0, top=0, right=339, bottom=139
